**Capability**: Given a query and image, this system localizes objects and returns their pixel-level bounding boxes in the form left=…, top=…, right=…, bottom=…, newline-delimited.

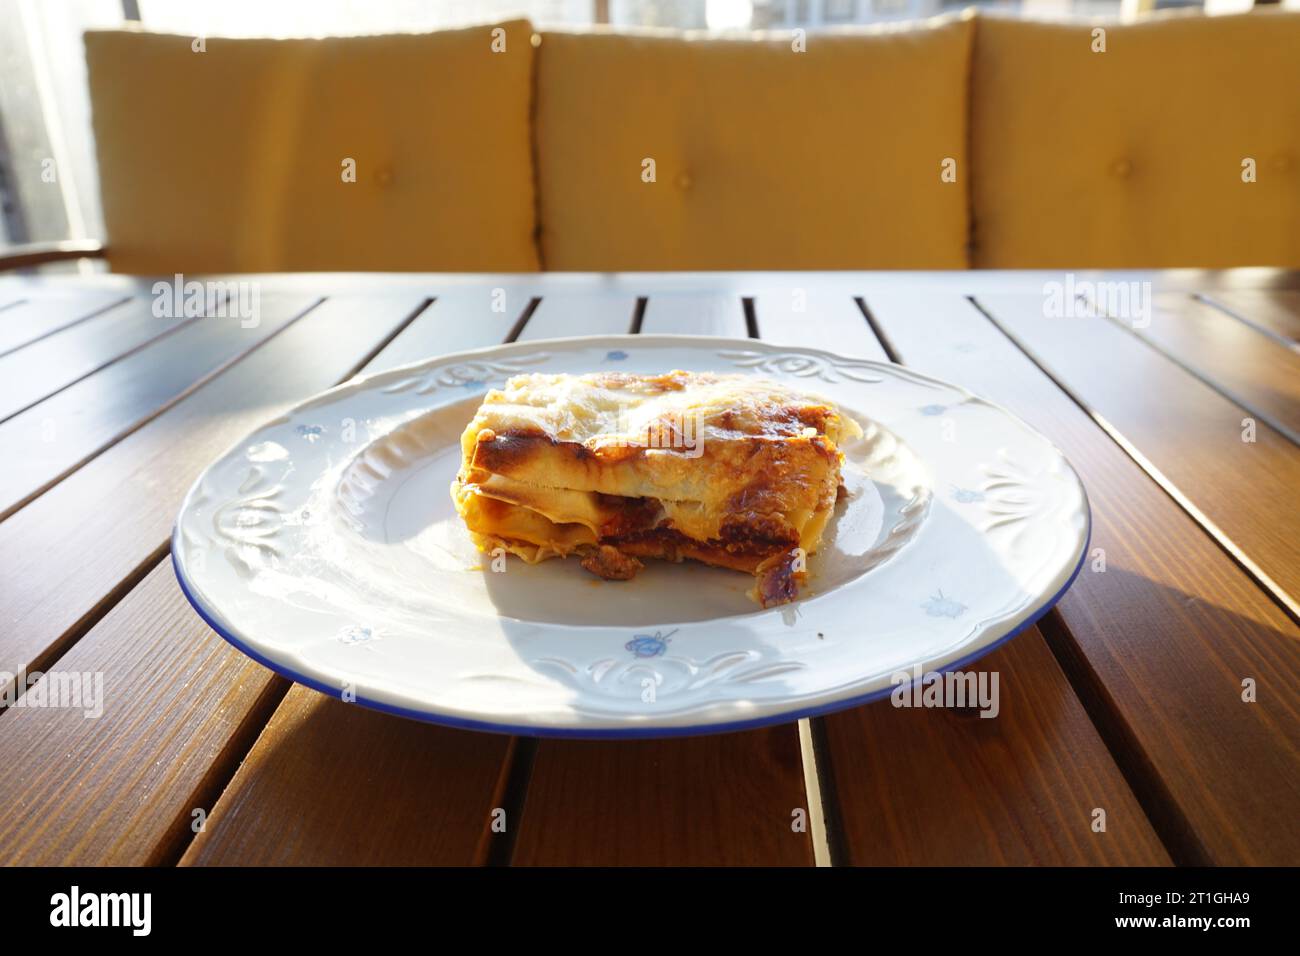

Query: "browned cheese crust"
left=451, top=370, right=861, bottom=607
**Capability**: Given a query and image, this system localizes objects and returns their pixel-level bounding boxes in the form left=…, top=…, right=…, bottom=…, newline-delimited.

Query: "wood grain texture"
left=0, top=294, right=422, bottom=699
left=512, top=729, right=814, bottom=865
left=174, top=287, right=543, bottom=866
left=978, top=292, right=1300, bottom=617
left=824, top=627, right=1170, bottom=865
left=0, top=296, right=194, bottom=422
left=0, top=287, right=544, bottom=868
left=862, top=289, right=1300, bottom=865
left=504, top=292, right=815, bottom=865
left=0, top=290, right=129, bottom=356
left=640, top=293, right=747, bottom=336
left=4, top=273, right=1294, bottom=868
left=179, top=686, right=512, bottom=866
left=1112, top=292, right=1299, bottom=443
left=1200, top=290, right=1300, bottom=347
left=0, top=563, right=286, bottom=865
left=762, top=291, right=1170, bottom=865
left=752, top=278, right=884, bottom=873
left=0, top=294, right=311, bottom=521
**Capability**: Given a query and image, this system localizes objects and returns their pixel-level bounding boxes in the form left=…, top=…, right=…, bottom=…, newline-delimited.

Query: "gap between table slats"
left=0, top=293, right=332, bottom=692
left=0, top=295, right=199, bottom=424
left=1093, top=292, right=1299, bottom=446
left=974, top=293, right=1300, bottom=622
left=861, top=289, right=1300, bottom=865
left=0, top=289, right=131, bottom=357
left=179, top=286, right=548, bottom=865
left=1197, top=290, right=1300, bottom=351
left=0, top=293, right=436, bottom=864
left=504, top=292, right=819, bottom=867
left=0, top=291, right=321, bottom=522
left=751, top=288, right=1169, bottom=865
left=9, top=279, right=1277, bottom=866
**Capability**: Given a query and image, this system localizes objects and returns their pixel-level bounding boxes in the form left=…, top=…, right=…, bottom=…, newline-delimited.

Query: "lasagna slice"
left=451, top=370, right=862, bottom=607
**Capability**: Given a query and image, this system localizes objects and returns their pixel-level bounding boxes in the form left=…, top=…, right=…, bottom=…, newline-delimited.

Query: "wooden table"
left=0, top=269, right=1296, bottom=867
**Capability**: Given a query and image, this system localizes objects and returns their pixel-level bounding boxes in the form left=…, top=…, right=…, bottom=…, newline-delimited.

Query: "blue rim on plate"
left=170, top=508, right=1090, bottom=740
left=169, top=334, right=1093, bottom=739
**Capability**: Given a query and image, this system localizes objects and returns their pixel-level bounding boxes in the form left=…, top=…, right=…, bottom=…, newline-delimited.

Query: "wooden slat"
left=1107, top=292, right=1299, bottom=444
left=751, top=287, right=880, bottom=356
left=747, top=290, right=1168, bottom=864
left=0, top=294, right=425, bottom=698
left=0, top=296, right=197, bottom=422
left=0, top=294, right=441, bottom=865
left=508, top=292, right=816, bottom=866
left=0, top=294, right=312, bottom=521
left=639, top=293, right=747, bottom=336
left=0, top=289, right=563, bottom=867
left=179, top=688, right=512, bottom=865
left=0, top=564, right=287, bottom=865
left=174, top=289, right=542, bottom=865
left=517, top=292, right=639, bottom=340
left=364, top=285, right=537, bottom=369
left=860, top=289, right=1300, bottom=865
left=512, top=730, right=814, bottom=865
left=0, top=290, right=129, bottom=356
left=7, top=274, right=1294, bottom=868
left=824, top=629, right=1170, bottom=865
left=979, top=292, right=1300, bottom=617
left=1199, top=290, right=1300, bottom=348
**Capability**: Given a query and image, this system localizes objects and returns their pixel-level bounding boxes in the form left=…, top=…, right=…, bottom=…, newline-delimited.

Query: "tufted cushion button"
left=675, top=170, right=693, bottom=191
left=374, top=165, right=395, bottom=187
left=1110, top=158, right=1132, bottom=179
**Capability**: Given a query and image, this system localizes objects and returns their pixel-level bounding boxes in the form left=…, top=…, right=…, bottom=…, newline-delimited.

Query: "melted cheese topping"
left=460, top=370, right=860, bottom=457
left=452, top=370, right=861, bottom=605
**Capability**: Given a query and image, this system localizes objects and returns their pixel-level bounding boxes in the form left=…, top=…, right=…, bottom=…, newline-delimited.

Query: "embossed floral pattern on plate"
left=173, top=335, right=1088, bottom=736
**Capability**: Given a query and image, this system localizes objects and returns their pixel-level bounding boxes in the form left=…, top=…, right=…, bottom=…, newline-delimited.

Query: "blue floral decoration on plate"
left=922, top=590, right=967, bottom=619
left=625, top=629, right=677, bottom=658
left=338, top=625, right=377, bottom=645
left=605, top=350, right=629, bottom=362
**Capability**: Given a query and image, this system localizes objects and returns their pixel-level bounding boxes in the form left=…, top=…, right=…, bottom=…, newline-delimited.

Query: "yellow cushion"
left=972, top=11, right=1300, bottom=269
left=534, top=16, right=974, bottom=271
left=85, top=22, right=539, bottom=274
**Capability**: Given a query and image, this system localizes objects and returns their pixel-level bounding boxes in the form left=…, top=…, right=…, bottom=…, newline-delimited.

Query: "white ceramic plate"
left=173, top=335, right=1089, bottom=737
